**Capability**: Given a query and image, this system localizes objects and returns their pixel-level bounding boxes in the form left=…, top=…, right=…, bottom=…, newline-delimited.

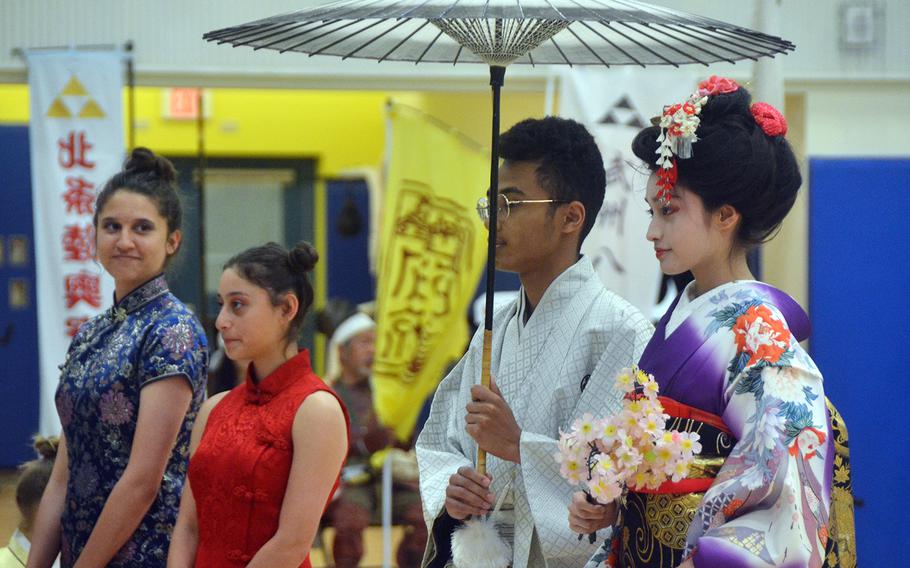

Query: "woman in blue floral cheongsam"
left=27, top=148, right=208, bottom=568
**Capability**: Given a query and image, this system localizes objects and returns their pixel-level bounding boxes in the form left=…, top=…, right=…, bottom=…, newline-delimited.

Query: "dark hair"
left=16, top=436, right=59, bottom=519
left=224, top=241, right=319, bottom=343
left=632, top=87, right=801, bottom=248
left=499, top=117, right=605, bottom=247
left=94, top=147, right=183, bottom=245
left=315, top=297, right=358, bottom=338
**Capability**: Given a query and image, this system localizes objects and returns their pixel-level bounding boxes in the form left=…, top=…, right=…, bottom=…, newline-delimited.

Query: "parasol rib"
left=599, top=20, right=677, bottom=66
left=308, top=18, right=390, bottom=57
left=565, top=25, right=610, bottom=66
left=379, top=19, right=431, bottom=61
left=414, top=28, right=445, bottom=64
left=616, top=21, right=708, bottom=65
left=664, top=24, right=761, bottom=61
left=248, top=21, right=337, bottom=51
left=576, top=19, right=645, bottom=66
left=645, top=23, right=740, bottom=64
left=280, top=19, right=364, bottom=53
left=548, top=36, right=573, bottom=66
left=342, top=19, right=415, bottom=59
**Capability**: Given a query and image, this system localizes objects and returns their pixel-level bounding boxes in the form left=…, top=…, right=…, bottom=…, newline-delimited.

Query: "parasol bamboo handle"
left=477, top=329, right=493, bottom=476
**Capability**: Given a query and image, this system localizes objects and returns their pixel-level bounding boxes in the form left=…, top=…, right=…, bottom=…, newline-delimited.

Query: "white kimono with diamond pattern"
left=417, top=257, right=653, bottom=567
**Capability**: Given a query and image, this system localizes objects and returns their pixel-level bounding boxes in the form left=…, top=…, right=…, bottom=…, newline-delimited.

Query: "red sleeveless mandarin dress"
left=188, top=350, right=348, bottom=567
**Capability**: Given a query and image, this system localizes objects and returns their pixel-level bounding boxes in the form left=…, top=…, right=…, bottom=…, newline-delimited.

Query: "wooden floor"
left=312, top=526, right=407, bottom=568
left=0, top=470, right=18, bottom=548
left=0, top=470, right=404, bottom=567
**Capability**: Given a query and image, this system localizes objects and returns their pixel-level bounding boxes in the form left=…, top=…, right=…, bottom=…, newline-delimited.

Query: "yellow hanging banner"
left=373, top=103, right=489, bottom=441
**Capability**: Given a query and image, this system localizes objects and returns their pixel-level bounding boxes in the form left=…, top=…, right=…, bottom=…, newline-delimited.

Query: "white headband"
left=332, top=312, right=376, bottom=345
left=325, top=312, right=375, bottom=383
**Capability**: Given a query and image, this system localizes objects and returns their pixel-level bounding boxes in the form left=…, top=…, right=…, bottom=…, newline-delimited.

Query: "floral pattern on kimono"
left=55, top=274, right=208, bottom=567
left=685, top=294, right=832, bottom=568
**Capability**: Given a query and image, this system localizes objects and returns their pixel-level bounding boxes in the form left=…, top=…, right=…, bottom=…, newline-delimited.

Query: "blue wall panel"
left=326, top=180, right=375, bottom=306
left=809, top=158, right=910, bottom=564
left=0, top=126, right=41, bottom=467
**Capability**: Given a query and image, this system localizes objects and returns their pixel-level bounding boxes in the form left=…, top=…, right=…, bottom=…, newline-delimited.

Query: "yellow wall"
left=0, top=84, right=547, bottom=177
left=762, top=93, right=808, bottom=311
left=0, top=84, right=30, bottom=122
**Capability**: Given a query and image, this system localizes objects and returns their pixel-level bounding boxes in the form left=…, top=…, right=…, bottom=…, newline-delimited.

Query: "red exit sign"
left=163, top=88, right=211, bottom=120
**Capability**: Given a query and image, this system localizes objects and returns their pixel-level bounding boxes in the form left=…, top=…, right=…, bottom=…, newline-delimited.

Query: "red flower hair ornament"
left=750, top=102, right=788, bottom=137
left=698, top=75, right=741, bottom=96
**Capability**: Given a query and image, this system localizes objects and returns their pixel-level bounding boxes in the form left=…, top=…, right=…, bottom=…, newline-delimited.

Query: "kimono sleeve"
left=687, top=302, right=832, bottom=568
left=138, top=312, right=208, bottom=392
left=521, top=301, right=653, bottom=563
left=415, top=332, right=481, bottom=567
left=416, top=330, right=480, bottom=522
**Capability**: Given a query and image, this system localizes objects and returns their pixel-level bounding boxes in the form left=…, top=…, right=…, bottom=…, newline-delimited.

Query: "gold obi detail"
left=644, top=493, right=703, bottom=549
left=686, top=456, right=725, bottom=479
left=825, top=398, right=857, bottom=568
left=830, top=485, right=857, bottom=567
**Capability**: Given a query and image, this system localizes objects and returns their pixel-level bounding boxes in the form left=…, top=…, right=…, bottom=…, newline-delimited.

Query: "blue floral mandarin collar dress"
left=55, top=274, right=208, bottom=567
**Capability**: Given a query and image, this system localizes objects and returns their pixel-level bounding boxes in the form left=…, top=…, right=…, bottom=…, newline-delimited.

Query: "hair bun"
left=123, top=147, right=177, bottom=183
left=288, top=241, right=319, bottom=273
left=32, top=435, right=59, bottom=461
left=699, top=87, right=753, bottom=125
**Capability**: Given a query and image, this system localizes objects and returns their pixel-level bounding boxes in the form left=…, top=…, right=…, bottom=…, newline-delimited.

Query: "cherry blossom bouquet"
left=556, top=366, right=702, bottom=510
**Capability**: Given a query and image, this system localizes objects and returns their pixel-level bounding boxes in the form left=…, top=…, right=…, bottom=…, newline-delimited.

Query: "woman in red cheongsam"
left=168, top=242, right=349, bottom=568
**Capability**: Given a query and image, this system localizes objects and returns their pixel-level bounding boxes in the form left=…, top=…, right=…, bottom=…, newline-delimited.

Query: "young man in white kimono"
left=416, top=117, right=654, bottom=568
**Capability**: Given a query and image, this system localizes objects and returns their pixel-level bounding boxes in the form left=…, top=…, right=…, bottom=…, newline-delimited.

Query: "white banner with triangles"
left=26, top=51, right=121, bottom=435
left=557, top=67, right=698, bottom=319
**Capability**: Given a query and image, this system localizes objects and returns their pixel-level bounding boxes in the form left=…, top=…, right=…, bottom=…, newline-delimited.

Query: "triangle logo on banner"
left=46, top=97, right=73, bottom=118
left=61, top=76, right=89, bottom=96
left=598, top=95, right=647, bottom=129
left=46, top=75, right=106, bottom=120
left=78, top=100, right=105, bottom=118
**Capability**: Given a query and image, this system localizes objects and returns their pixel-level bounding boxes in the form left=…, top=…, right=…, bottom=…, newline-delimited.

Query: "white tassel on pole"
left=451, top=481, right=513, bottom=568
left=451, top=517, right=511, bottom=568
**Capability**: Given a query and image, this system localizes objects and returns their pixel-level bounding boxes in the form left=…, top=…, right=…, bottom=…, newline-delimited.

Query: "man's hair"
left=499, top=117, right=605, bottom=246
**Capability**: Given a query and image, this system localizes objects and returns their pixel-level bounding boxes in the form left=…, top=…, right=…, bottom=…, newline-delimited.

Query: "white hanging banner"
left=557, top=67, right=698, bottom=319
left=26, top=51, right=122, bottom=435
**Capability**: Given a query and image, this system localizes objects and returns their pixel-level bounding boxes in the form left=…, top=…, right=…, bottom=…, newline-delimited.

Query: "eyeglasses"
left=475, top=193, right=569, bottom=224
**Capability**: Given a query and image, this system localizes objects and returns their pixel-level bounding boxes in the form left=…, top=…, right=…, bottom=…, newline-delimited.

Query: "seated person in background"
left=0, top=437, right=59, bottom=568
left=322, top=312, right=427, bottom=568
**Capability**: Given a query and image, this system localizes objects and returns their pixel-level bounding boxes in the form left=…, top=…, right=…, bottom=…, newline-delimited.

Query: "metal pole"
left=125, top=41, right=135, bottom=150
left=477, top=63, right=506, bottom=477
left=196, top=89, right=209, bottom=332
left=382, top=451, right=393, bottom=568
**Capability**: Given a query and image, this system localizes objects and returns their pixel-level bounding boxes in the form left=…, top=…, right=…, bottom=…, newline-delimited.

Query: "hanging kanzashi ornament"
left=654, top=75, right=741, bottom=204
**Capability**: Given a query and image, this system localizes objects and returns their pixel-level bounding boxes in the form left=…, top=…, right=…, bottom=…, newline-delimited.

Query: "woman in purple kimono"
left=571, top=77, right=854, bottom=568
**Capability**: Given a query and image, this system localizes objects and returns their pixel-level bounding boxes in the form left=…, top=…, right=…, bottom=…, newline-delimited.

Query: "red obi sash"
left=631, top=396, right=732, bottom=495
